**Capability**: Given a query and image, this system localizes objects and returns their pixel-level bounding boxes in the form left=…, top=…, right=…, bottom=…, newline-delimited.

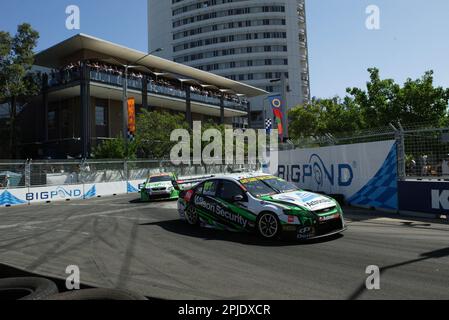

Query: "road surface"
left=0, top=194, right=448, bottom=299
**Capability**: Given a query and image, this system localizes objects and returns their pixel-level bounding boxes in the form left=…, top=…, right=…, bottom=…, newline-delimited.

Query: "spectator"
left=442, top=155, right=449, bottom=176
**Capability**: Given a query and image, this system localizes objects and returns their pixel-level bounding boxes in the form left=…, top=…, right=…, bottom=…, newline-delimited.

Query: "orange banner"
left=127, top=98, right=136, bottom=135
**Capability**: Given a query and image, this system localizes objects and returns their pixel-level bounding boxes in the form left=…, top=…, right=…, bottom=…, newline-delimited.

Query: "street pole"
left=263, top=98, right=267, bottom=129
left=122, top=65, right=129, bottom=155
left=120, top=48, right=163, bottom=157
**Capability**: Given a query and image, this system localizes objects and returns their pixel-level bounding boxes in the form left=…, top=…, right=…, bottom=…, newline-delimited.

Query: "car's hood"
left=269, top=191, right=336, bottom=212
left=145, top=181, right=172, bottom=189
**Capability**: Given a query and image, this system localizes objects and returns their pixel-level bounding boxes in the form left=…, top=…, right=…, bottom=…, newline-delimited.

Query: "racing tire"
left=256, top=212, right=281, bottom=239
left=45, top=288, right=147, bottom=300
left=0, top=277, right=59, bottom=300
left=185, top=205, right=199, bottom=226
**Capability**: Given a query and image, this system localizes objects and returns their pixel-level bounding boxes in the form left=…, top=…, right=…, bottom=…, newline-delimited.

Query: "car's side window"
left=217, top=180, right=247, bottom=202
left=195, top=183, right=204, bottom=195
left=202, top=180, right=218, bottom=197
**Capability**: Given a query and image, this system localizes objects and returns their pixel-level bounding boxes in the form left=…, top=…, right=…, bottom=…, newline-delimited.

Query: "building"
left=3, top=34, right=265, bottom=159
left=148, top=0, right=310, bottom=132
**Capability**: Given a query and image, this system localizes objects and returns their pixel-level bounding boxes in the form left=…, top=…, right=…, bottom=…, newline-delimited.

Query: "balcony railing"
left=46, top=70, right=247, bottom=112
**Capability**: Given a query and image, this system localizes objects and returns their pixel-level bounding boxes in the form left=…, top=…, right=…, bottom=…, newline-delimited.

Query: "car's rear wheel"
left=257, top=212, right=280, bottom=239
left=185, top=205, right=199, bottom=225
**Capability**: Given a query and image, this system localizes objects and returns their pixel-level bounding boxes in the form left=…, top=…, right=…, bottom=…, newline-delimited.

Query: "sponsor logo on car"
left=194, top=195, right=248, bottom=228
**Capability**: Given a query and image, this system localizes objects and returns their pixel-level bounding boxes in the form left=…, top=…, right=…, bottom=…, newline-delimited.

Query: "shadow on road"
left=347, top=246, right=449, bottom=300
left=140, top=219, right=344, bottom=247
left=129, top=198, right=178, bottom=204
left=344, top=206, right=448, bottom=226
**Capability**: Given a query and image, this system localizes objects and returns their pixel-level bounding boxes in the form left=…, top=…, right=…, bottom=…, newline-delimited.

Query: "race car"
left=177, top=173, right=346, bottom=240
left=140, top=173, right=179, bottom=201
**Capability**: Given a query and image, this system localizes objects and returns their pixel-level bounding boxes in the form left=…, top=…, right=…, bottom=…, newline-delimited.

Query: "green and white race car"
left=140, top=173, right=179, bottom=201
left=177, top=173, right=346, bottom=240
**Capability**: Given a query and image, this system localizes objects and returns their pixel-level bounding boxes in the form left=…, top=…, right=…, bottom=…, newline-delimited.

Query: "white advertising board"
left=275, top=140, right=398, bottom=210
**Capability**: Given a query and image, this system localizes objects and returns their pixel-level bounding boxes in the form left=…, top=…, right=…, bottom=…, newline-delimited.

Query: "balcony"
left=45, top=69, right=248, bottom=112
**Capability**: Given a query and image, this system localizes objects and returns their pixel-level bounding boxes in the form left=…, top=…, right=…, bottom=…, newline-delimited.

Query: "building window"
left=48, top=111, right=57, bottom=129
left=95, top=105, right=107, bottom=126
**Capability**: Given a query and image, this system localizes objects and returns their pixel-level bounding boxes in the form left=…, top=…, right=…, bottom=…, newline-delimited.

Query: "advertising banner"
left=0, top=188, right=29, bottom=206
left=398, top=180, right=449, bottom=217
left=127, top=180, right=146, bottom=193
left=276, top=140, right=398, bottom=210
left=128, top=97, right=136, bottom=139
left=268, top=95, right=283, bottom=137
left=83, top=181, right=128, bottom=199
left=21, top=184, right=85, bottom=204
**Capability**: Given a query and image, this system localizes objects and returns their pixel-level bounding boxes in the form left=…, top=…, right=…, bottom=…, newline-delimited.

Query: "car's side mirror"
left=172, top=180, right=180, bottom=191
left=233, top=194, right=244, bottom=202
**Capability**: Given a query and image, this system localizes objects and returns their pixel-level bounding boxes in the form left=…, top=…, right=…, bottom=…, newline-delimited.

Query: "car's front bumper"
left=140, top=189, right=179, bottom=201
left=282, top=216, right=346, bottom=240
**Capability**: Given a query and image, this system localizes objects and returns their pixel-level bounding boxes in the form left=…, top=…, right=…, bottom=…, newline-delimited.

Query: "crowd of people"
left=47, top=60, right=248, bottom=105
left=48, top=61, right=82, bottom=86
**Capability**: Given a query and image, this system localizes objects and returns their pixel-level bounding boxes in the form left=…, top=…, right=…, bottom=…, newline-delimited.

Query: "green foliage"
left=0, top=23, right=40, bottom=157
left=0, top=23, right=40, bottom=101
left=136, top=109, right=189, bottom=159
left=93, top=137, right=138, bottom=159
left=289, top=97, right=362, bottom=138
left=289, top=68, right=449, bottom=139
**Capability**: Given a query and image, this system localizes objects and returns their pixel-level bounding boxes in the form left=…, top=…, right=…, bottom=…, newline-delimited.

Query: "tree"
left=347, top=68, right=402, bottom=129
left=289, top=68, right=449, bottom=141
left=136, top=110, right=189, bottom=159
left=288, top=97, right=362, bottom=139
left=0, top=23, right=40, bottom=158
left=347, top=68, right=449, bottom=128
left=92, top=137, right=138, bottom=159
left=398, top=71, right=449, bottom=126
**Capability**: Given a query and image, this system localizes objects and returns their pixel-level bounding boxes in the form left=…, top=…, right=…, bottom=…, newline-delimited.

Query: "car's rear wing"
left=172, top=175, right=215, bottom=191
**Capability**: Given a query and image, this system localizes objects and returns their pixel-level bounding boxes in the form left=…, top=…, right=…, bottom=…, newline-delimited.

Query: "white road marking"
left=21, top=225, right=90, bottom=236
left=0, top=204, right=161, bottom=230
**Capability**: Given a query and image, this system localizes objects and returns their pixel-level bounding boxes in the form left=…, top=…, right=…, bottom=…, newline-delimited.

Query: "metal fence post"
left=395, top=126, right=406, bottom=181
left=25, top=159, right=31, bottom=188
left=124, top=160, right=128, bottom=185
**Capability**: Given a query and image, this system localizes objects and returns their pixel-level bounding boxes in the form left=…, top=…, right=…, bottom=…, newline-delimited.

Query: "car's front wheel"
left=185, top=205, right=199, bottom=225
left=257, top=212, right=280, bottom=239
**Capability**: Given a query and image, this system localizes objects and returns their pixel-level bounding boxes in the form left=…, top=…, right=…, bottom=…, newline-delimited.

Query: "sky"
left=1, top=0, right=449, bottom=99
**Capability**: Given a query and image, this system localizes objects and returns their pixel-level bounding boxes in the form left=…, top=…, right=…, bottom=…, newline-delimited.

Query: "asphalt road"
left=0, top=194, right=448, bottom=300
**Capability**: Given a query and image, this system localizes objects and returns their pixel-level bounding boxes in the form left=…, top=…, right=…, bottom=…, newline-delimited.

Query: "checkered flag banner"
left=127, top=130, right=135, bottom=142
left=265, top=119, right=272, bottom=133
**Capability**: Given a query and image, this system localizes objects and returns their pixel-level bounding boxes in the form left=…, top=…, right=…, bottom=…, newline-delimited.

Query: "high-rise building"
left=148, top=0, right=310, bottom=131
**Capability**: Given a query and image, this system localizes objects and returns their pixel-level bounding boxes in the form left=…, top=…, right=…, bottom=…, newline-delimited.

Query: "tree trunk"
left=9, top=96, right=16, bottom=159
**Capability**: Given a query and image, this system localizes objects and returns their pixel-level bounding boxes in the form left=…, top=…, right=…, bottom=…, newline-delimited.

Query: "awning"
left=34, top=34, right=267, bottom=98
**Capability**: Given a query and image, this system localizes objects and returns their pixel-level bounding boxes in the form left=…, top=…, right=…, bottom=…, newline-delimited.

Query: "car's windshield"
left=149, top=175, right=172, bottom=183
left=262, top=178, right=299, bottom=193
left=240, top=176, right=298, bottom=197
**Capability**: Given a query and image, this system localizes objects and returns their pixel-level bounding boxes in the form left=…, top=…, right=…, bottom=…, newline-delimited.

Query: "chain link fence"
left=0, top=159, right=261, bottom=189
left=1, top=123, right=447, bottom=189
left=284, top=122, right=449, bottom=181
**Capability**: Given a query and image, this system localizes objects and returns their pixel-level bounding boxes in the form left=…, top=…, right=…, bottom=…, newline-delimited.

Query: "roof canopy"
left=34, top=34, right=267, bottom=98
